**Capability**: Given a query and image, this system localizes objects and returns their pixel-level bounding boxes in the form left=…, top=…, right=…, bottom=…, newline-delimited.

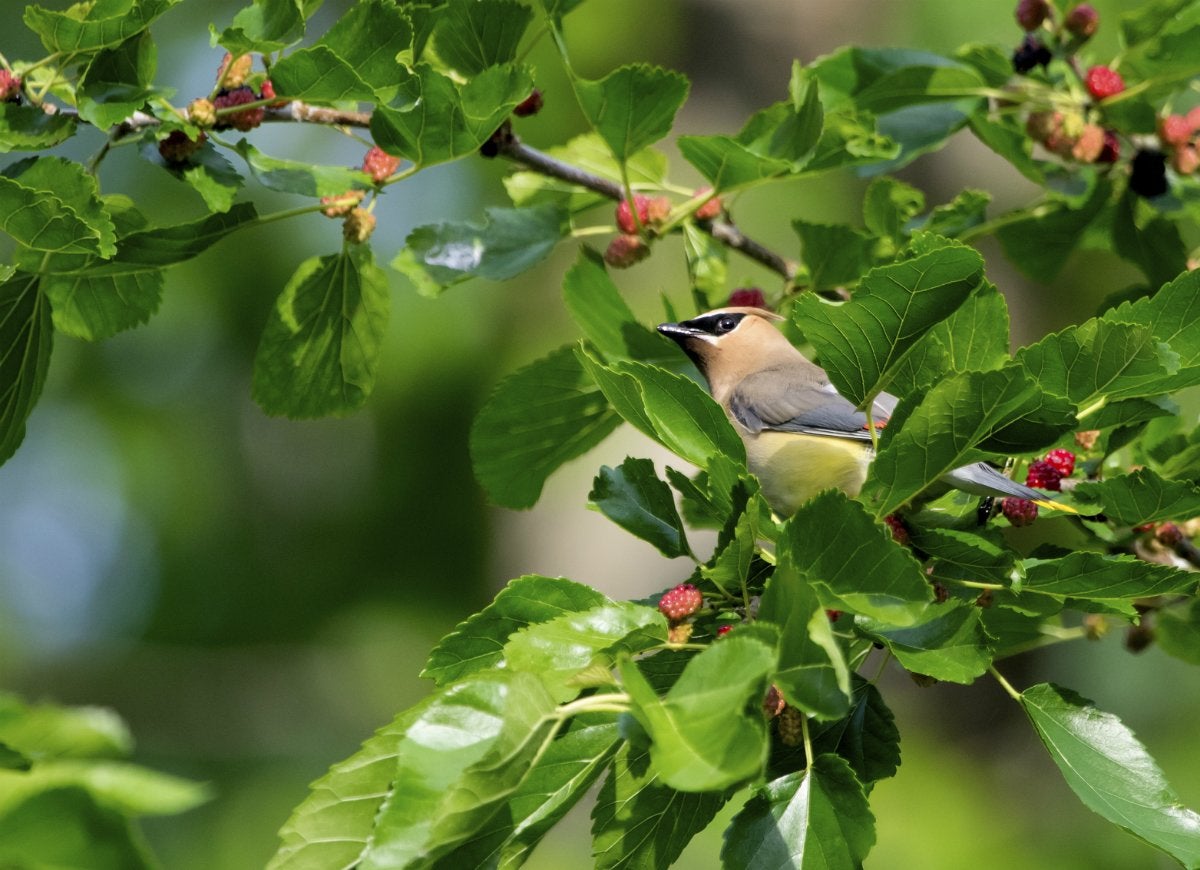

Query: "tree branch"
left=86, top=101, right=799, bottom=283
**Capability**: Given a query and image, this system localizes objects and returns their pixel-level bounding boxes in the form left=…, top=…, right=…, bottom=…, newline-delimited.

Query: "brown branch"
left=82, top=101, right=799, bottom=282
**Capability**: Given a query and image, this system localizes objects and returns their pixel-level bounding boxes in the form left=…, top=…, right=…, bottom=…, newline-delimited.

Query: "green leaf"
left=394, top=204, right=570, bottom=296
left=433, top=0, right=533, bottom=76
left=360, top=671, right=559, bottom=869
left=806, top=109, right=899, bottom=173
left=577, top=347, right=745, bottom=470
left=809, top=678, right=901, bottom=785
left=561, top=249, right=668, bottom=362
left=216, top=0, right=306, bottom=55
left=2, top=761, right=209, bottom=816
left=0, top=157, right=116, bottom=256
left=995, top=182, right=1110, bottom=283
left=619, top=633, right=775, bottom=791
left=142, top=138, right=245, bottom=213
left=591, top=742, right=728, bottom=870
left=24, top=0, right=180, bottom=54
left=469, top=345, right=621, bottom=509
left=858, top=601, right=992, bottom=683
left=0, top=694, right=131, bottom=761
left=786, top=490, right=933, bottom=624
left=233, top=139, right=372, bottom=198
left=721, top=755, right=875, bottom=870
left=0, top=273, right=52, bottom=467
left=371, top=63, right=532, bottom=167
left=677, top=68, right=822, bottom=191
left=1073, top=468, right=1200, bottom=526
left=811, top=47, right=982, bottom=113
left=1111, top=189, right=1188, bottom=289
left=269, top=699, right=432, bottom=870
left=1021, top=683, right=1200, bottom=868
left=0, top=743, right=28, bottom=771
left=916, top=189, right=992, bottom=239
left=1106, top=268, right=1200, bottom=378
left=793, top=240, right=983, bottom=407
left=928, top=279, right=1010, bottom=372
left=1120, top=0, right=1196, bottom=47
left=423, top=575, right=607, bottom=686
left=683, top=223, right=728, bottom=307
left=1157, top=600, right=1200, bottom=666
left=968, top=111, right=1046, bottom=184
left=505, top=601, right=667, bottom=702
left=589, top=458, right=691, bottom=558
left=1020, top=552, right=1195, bottom=614
left=311, top=0, right=412, bottom=100
left=793, top=220, right=880, bottom=290
left=1016, top=318, right=1177, bottom=408
left=0, top=104, right=77, bottom=153
left=862, top=366, right=1075, bottom=517
left=77, top=32, right=157, bottom=129
left=575, top=64, right=689, bottom=164
left=269, top=45, right=376, bottom=103
left=910, top=526, right=1016, bottom=583
left=252, top=246, right=390, bottom=418
left=0, top=783, right=152, bottom=870
left=95, top=203, right=258, bottom=270
left=434, top=720, right=622, bottom=870
left=760, top=519, right=852, bottom=720
left=863, top=176, right=925, bottom=240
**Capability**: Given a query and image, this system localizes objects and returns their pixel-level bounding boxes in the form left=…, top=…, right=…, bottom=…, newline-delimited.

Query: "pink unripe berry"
left=1002, top=497, right=1039, bottom=527
left=604, top=233, right=649, bottom=268
left=362, top=146, right=400, bottom=183
left=658, top=583, right=703, bottom=621
left=1064, top=4, right=1099, bottom=39
left=1085, top=66, right=1125, bottom=100
left=320, top=189, right=365, bottom=218
left=615, top=195, right=651, bottom=233
left=1173, top=144, right=1200, bottom=176
left=694, top=186, right=722, bottom=220
left=1159, top=114, right=1192, bottom=147
left=727, top=287, right=767, bottom=309
left=513, top=89, right=543, bottom=117
left=1015, top=0, right=1050, bottom=31
left=0, top=70, right=22, bottom=103
left=1072, top=124, right=1105, bottom=162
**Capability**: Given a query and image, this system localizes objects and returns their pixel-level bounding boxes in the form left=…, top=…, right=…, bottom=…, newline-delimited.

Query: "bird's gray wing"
left=729, top=368, right=886, bottom=441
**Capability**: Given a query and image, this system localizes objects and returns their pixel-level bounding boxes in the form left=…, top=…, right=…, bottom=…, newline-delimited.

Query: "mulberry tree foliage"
left=3, top=0, right=1200, bottom=867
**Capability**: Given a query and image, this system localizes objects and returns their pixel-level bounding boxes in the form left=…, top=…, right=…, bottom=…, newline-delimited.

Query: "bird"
left=656, top=306, right=1063, bottom=517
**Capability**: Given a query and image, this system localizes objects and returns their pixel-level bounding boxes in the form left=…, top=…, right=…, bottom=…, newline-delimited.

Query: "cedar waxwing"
left=657, top=307, right=1060, bottom=517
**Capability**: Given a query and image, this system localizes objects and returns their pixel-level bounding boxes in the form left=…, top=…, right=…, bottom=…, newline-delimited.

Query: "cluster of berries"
left=1011, top=0, right=1097, bottom=73
left=1157, top=109, right=1200, bottom=177
left=603, top=187, right=723, bottom=269
left=1001, top=448, right=1076, bottom=526
left=165, top=54, right=284, bottom=165
left=314, top=147, right=400, bottom=244
left=0, top=69, right=22, bottom=104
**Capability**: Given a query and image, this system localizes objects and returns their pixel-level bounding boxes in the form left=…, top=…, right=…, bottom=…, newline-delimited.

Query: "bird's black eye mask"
left=684, top=311, right=746, bottom=337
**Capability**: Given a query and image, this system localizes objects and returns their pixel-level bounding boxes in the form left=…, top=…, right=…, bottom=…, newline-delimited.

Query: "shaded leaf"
left=233, top=139, right=372, bottom=198
left=575, top=64, right=689, bottom=164
left=857, top=601, right=991, bottom=684
left=809, top=678, right=901, bottom=785
left=1021, top=552, right=1195, bottom=614
left=562, top=249, right=668, bottom=362
left=24, top=0, right=180, bottom=54
left=215, top=0, right=306, bottom=55
left=0, top=273, right=52, bottom=467
left=77, top=32, right=157, bottom=129
left=590, top=458, right=691, bottom=558
left=0, top=104, right=77, bottom=153
left=434, top=0, right=533, bottom=77
left=269, top=45, right=376, bottom=103
left=1073, top=468, right=1200, bottom=526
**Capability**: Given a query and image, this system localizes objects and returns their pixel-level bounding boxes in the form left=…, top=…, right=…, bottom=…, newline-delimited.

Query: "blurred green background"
left=1, top=0, right=1197, bottom=867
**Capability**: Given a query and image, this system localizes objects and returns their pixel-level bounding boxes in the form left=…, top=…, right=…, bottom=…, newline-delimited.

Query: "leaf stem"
left=555, top=692, right=631, bottom=720
left=800, top=711, right=814, bottom=769
left=989, top=665, right=1022, bottom=702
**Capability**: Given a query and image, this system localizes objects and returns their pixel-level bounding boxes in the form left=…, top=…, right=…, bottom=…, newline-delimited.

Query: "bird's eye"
left=716, top=316, right=737, bottom=333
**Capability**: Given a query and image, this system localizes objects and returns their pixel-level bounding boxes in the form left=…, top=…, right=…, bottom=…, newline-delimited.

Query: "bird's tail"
left=942, top=462, right=1081, bottom=514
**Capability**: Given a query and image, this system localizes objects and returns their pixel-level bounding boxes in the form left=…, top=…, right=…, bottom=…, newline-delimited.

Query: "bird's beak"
left=657, top=321, right=703, bottom=345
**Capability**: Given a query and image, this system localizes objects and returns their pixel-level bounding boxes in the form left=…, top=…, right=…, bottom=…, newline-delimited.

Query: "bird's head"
left=657, top=307, right=790, bottom=386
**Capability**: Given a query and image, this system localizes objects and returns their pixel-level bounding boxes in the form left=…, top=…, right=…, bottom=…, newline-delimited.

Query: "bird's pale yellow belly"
left=744, top=431, right=872, bottom=516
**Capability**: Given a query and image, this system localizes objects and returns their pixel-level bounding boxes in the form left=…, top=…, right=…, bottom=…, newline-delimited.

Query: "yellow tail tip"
left=1032, top=499, right=1081, bottom=514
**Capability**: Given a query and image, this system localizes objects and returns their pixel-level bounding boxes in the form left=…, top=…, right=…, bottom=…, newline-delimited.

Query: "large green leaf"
left=0, top=104, right=77, bottom=153
left=434, top=719, right=622, bottom=870
left=233, top=140, right=372, bottom=198
left=142, top=139, right=244, bottom=214
left=24, top=0, right=180, bottom=54
left=574, top=64, right=689, bottom=164
left=423, top=575, right=607, bottom=686
left=252, top=246, right=390, bottom=418
left=0, top=784, right=152, bottom=869
left=470, top=345, right=621, bottom=509
left=0, top=273, right=52, bottom=466
left=0, top=761, right=207, bottom=817
left=1073, top=468, right=1200, bottom=526
left=394, top=205, right=570, bottom=296
left=98, top=203, right=259, bottom=270
left=760, top=514, right=852, bottom=719
left=360, top=671, right=559, bottom=869
left=0, top=694, right=131, bottom=761
left=857, top=601, right=992, bottom=683
left=591, top=742, right=729, bottom=869
left=677, top=66, right=822, bottom=191
left=504, top=601, right=666, bottom=702
left=1022, top=683, right=1200, bottom=868
left=995, top=182, right=1110, bottom=283
left=561, top=249, right=669, bottom=362
left=862, top=366, right=1074, bottom=517
left=269, top=45, right=376, bottom=103
left=215, top=0, right=306, bottom=55
left=77, top=32, right=158, bottom=129
left=721, top=755, right=875, bottom=870
left=590, top=458, right=691, bottom=558
left=433, top=0, right=533, bottom=76
left=0, top=157, right=115, bottom=257
left=808, top=678, right=901, bottom=786
left=619, top=633, right=775, bottom=791
left=371, top=64, right=532, bottom=167
left=577, top=347, right=745, bottom=470
left=269, top=699, right=433, bottom=870
left=793, top=220, right=879, bottom=291
left=786, top=490, right=933, bottom=625
left=1105, top=268, right=1200, bottom=379
left=1020, top=552, right=1195, bottom=615
left=311, top=0, right=411, bottom=99
left=793, top=240, right=983, bottom=407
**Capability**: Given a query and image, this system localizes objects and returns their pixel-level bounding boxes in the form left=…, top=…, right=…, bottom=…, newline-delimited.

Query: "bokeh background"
left=1, top=0, right=1198, bottom=867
